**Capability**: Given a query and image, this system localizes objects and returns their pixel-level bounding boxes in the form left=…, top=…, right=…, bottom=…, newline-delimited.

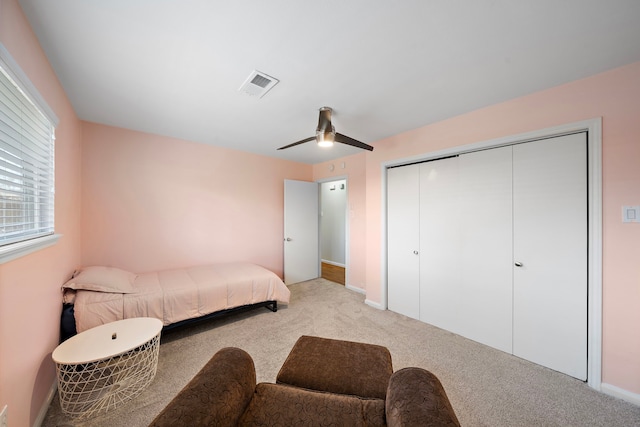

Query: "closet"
left=387, top=133, right=587, bottom=380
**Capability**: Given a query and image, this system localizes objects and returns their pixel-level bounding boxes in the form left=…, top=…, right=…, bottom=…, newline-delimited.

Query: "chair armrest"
left=386, top=367, right=460, bottom=427
left=149, top=347, right=256, bottom=427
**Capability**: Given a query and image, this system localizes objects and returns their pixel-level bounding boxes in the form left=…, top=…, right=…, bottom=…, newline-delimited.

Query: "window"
left=0, top=44, right=59, bottom=263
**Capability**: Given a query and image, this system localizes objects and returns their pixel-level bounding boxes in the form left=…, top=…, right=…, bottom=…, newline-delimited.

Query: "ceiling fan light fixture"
left=316, top=127, right=335, bottom=148
left=277, top=107, right=373, bottom=152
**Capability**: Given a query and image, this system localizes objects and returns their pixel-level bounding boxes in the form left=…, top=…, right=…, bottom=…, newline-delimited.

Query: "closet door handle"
left=514, top=262, right=523, bottom=267
left=413, top=250, right=419, bottom=255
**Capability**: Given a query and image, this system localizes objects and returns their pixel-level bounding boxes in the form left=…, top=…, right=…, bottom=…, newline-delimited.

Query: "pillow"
left=63, top=266, right=137, bottom=293
left=62, top=288, right=77, bottom=304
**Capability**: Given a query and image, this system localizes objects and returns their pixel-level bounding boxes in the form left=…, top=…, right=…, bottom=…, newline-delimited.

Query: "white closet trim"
left=381, top=117, right=602, bottom=390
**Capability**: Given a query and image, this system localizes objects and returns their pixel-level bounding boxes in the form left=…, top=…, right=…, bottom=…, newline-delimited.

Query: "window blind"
left=0, top=63, right=55, bottom=247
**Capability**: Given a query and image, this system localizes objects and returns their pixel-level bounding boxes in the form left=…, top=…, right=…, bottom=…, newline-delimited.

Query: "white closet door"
left=457, top=147, right=513, bottom=353
left=284, top=179, right=319, bottom=285
left=419, top=157, right=462, bottom=329
left=387, top=164, right=420, bottom=320
left=512, top=133, right=587, bottom=380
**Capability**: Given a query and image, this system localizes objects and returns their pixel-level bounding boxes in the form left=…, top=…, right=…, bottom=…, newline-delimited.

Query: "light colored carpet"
left=43, top=278, right=640, bottom=427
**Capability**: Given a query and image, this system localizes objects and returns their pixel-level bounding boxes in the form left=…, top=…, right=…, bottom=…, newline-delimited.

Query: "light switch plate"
left=622, top=206, right=640, bottom=223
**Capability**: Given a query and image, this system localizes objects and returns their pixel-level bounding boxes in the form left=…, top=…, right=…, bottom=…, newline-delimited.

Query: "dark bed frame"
left=60, top=300, right=278, bottom=342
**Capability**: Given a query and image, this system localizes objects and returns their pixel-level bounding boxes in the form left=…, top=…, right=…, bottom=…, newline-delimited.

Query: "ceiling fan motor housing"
left=317, top=107, right=333, bottom=131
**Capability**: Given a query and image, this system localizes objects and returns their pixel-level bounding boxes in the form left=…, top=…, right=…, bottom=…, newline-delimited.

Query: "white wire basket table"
left=52, top=317, right=162, bottom=419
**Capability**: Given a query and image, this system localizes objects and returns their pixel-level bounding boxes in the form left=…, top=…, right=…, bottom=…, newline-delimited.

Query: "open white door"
left=284, top=179, right=319, bottom=285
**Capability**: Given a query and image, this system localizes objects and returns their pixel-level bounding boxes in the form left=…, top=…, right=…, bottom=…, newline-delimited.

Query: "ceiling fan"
left=277, top=107, right=374, bottom=152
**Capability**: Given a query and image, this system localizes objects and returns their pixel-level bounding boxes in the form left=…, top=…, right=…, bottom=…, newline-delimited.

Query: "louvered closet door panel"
left=457, top=147, right=513, bottom=353
left=512, top=133, right=587, bottom=380
left=419, top=157, right=462, bottom=329
left=387, top=164, right=420, bottom=320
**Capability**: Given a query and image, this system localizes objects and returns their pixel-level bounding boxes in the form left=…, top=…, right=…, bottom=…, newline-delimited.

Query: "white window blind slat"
left=0, top=87, right=50, bottom=148
left=0, top=123, right=51, bottom=154
left=0, top=87, right=50, bottom=130
left=0, top=121, right=53, bottom=165
left=0, top=137, right=51, bottom=170
left=0, top=52, right=55, bottom=248
left=0, top=158, right=52, bottom=182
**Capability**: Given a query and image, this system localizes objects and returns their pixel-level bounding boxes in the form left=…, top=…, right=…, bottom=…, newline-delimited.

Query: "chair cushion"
left=276, top=335, right=393, bottom=399
left=238, top=383, right=386, bottom=427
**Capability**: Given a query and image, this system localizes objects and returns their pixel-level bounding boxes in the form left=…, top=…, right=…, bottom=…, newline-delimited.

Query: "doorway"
left=320, top=179, right=347, bottom=285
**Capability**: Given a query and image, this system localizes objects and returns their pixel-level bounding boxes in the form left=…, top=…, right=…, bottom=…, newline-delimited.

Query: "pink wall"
left=354, top=61, right=640, bottom=395
left=3, top=0, right=640, bottom=423
left=0, top=1, right=83, bottom=426
left=81, top=123, right=312, bottom=277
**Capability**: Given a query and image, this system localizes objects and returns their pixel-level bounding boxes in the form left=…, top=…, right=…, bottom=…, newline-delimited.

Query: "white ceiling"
left=18, top=0, right=640, bottom=164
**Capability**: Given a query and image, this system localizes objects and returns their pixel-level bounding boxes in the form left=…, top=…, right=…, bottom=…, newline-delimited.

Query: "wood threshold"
left=321, top=262, right=345, bottom=285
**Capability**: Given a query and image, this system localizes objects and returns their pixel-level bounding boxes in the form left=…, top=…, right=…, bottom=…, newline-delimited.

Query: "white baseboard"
left=33, top=379, right=57, bottom=427
left=345, top=284, right=365, bottom=294
left=601, top=383, right=640, bottom=406
left=365, top=299, right=384, bottom=310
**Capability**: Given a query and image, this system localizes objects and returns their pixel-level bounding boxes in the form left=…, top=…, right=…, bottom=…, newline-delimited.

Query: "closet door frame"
left=381, top=118, right=602, bottom=391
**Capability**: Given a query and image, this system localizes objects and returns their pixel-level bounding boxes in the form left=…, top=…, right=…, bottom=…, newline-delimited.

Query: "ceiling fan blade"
left=277, top=136, right=315, bottom=150
left=335, top=133, right=374, bottom=151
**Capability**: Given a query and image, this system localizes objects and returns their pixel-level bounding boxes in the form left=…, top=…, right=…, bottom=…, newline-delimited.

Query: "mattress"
left=64, top=262, right=290, bottom=333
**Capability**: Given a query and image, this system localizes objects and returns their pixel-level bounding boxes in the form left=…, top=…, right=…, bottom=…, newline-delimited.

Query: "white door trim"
left=381, top=117, right=602, bottom=390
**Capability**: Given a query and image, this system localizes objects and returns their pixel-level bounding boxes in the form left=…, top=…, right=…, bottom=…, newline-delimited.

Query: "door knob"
left=514, top=262, right=523, bottom=267
left=413, top=250, right=419, bottom=255
left=285, top=237, right=292, bottom=241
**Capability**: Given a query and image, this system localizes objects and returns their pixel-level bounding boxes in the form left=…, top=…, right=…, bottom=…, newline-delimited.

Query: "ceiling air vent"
left=238, top=70, right=279, bottom=98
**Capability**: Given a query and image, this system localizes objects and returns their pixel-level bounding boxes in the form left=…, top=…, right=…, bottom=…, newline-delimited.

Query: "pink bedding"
left=68, top=262, right=290, bottom=333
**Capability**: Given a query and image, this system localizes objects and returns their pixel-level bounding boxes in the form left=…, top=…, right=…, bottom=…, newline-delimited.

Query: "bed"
left=60, top=262, right=290, bottom=339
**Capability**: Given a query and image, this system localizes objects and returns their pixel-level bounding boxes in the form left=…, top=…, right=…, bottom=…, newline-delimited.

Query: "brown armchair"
left=149, top=341, right=459, bottom=426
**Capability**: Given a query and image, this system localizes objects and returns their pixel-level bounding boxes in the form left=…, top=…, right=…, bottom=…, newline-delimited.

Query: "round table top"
left=52, top=317, right=163, bottom=364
